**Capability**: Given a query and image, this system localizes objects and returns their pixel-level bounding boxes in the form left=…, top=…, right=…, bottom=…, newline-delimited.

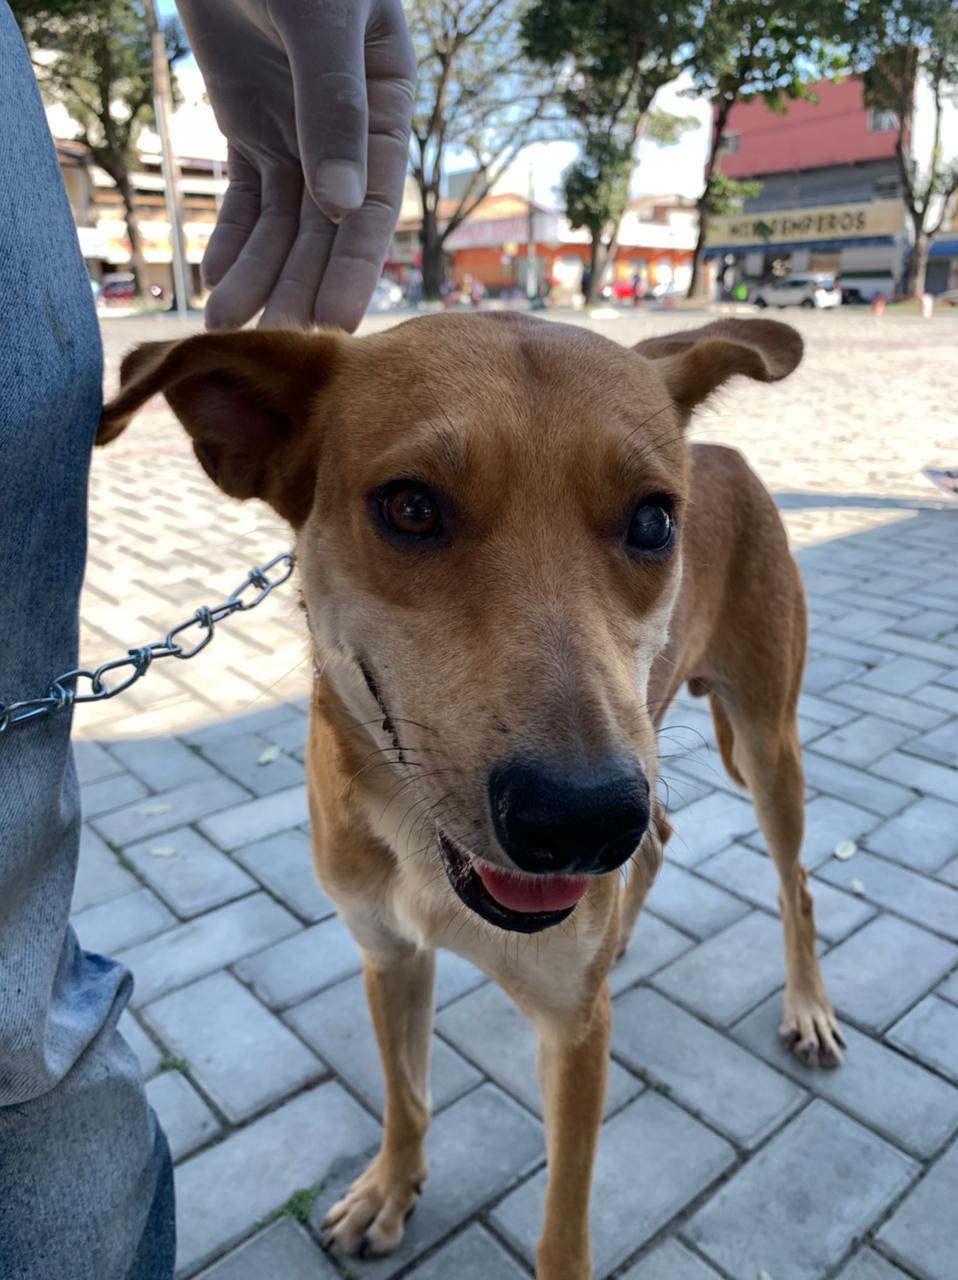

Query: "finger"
left=202, top=145, right=261, bottom=290
left=271, top=1, right=370, bottom=221
left=313, top=72, right=413, bottom=331
left=258, top=189, right=339, bottom=330
left=204, top=164, right=303, bottom=330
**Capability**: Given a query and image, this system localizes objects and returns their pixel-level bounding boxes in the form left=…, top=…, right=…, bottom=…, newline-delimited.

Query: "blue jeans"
left=0, top=6, right=175, bottom=1277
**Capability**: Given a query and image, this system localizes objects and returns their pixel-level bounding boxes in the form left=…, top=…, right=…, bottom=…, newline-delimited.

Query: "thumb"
left=278, top=9, right=369, bottom=221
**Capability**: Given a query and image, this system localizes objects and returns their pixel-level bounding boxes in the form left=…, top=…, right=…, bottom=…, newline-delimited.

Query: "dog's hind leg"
left=533, top=985, right=611, bottom=1280
left=722, top=703, right=844, bottom=1068
left=321, top=946, right=434, bottom=1256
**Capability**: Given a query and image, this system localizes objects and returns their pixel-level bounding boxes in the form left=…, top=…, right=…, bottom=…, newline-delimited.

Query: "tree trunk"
left=584, top=235, right=607, bottom=304
left=420, top=204, right=445, bottom=301
left=688, top=194, right=711, bottom=301
left=116, top=170, right=148, bottom=299
left=904, top=223, right=929, bottom=297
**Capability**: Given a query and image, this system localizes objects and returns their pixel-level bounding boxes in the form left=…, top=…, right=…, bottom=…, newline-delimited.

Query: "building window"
left=868, top=109, right=897, bottom=133
left=720, top=131, right=741, bottom=155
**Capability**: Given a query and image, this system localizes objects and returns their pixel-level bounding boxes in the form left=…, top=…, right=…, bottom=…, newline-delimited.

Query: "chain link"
left=0, top=552, right=295, bottom=738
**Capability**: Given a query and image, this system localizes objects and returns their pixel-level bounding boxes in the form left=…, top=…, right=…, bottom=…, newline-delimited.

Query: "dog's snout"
left=489, top=758, right=650, bottom=875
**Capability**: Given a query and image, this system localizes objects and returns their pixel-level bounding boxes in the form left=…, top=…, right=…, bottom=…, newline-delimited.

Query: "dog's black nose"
left=489, top=758, right=650, bottom=875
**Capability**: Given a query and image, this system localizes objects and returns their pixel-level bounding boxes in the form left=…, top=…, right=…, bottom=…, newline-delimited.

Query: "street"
left=72, top=306, right=958, bottom=1280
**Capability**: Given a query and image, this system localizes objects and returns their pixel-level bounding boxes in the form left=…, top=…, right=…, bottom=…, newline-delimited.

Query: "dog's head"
left=100, top=314, right=801, bottom=933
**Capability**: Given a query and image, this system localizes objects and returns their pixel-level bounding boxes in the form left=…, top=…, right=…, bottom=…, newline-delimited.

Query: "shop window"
left=720, top=131, right=741, bottom=155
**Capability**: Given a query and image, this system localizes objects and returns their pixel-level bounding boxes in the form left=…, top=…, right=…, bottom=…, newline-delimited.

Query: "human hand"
left=175, top=0, right=415, bottom=331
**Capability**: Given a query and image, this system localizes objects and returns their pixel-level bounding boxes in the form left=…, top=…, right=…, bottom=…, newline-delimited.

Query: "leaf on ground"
left=834, top=840, right=857, bottom=861
left=848, top=878, right=866, bottom=896
left=137, top=802, right=172, bottom=816
left=257, top=744, right=282, bottom=766
left=148, top=845, right=177, bottom=859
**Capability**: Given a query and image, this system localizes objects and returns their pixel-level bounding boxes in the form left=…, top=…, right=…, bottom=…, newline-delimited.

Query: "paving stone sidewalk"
left=69, top=310, right=958, bottom=1279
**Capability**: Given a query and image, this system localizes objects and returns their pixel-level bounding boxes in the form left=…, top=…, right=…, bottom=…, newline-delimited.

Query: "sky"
left=153, top=5, right=711, bottom=203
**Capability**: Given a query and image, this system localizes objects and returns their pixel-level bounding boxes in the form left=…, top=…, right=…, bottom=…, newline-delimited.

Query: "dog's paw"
left=321, top=1157, right=423, bottom=1258
left=779, top=986, right=845, bottom=1068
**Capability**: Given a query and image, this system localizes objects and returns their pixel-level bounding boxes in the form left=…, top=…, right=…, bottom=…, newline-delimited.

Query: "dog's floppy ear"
left=633, top=318, right=802, bottom=421
left=97, top=330, right=340, bottom=526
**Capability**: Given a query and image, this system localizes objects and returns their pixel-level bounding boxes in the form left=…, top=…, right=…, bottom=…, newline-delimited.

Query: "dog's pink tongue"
left=476, top=862, right=589, bottom=913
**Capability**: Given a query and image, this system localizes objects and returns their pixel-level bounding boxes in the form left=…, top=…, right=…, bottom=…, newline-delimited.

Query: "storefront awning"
left=929, top=238, right=958, bottom=258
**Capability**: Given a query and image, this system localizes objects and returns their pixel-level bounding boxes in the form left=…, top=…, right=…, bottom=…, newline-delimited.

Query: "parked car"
left=368, top=277, right=404, bottom=312
left=98, top=272, right=166, bottom=305
left=753, top=273, right=841, bottom=309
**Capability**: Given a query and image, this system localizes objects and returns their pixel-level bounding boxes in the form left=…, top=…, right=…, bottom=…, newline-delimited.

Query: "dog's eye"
left=627, top=500, right=674, bottom=553
left=379, top=482, right=442, bottom=538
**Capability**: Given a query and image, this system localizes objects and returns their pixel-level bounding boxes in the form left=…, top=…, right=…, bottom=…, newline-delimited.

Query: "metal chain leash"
left=0, top=552, right=295, bottom=738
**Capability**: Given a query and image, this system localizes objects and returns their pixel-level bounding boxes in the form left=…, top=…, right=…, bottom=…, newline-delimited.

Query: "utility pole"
left=144, top=0, right=190, bottom=317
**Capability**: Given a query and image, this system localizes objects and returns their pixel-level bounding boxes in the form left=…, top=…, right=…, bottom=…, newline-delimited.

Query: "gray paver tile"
left=325, top=1085, right=544, bottom=1279
left=404, top=1225, right=529, bottom=1280
left=105, top=735, right=220, bottom=791
left=803, top=655, right=868, bottom=693
left=232, top=829, right=334, bottom=923
left=819, top=916, right=958, bottom=1033
left=622, top=1239, right=722, bottom=1280
left=72, top=826, right=139, bottom=912
left=683, top=1101, right=918, bottom=1280
left=667, top=792, right=758, bottom=865
left=894, top=608, right=958, bottom=641
left=118, top=893, right=300, bottom=1008
left=818, top=851, right=958, bottom=941
left=286, top=973, right=481, bottom=1118
left=651, top=912, right=788, bottom=1027
left=833, top=1251, right=913, bottom=1280
left=610, top=912, right=694, bottom=997
left=701, top=843, right=876, bottom=942
left=859, top=656, right=946, bottom=696
left=912, top=681, right=958, bottom=715
left=197, top=732, right=305, bottom=796
left=613, top=988, right=805, bottom=1148
left=803, top=752, right=915, bottom=817
left=904, top=717, right=958, bottom=767
left=144, top=971, right=321, bottom=1123
left=199, top=784, right=309, bottom=850
left=176, top=1082, right=380, bottom=1277
left=645, top=861, right=749, bottom=939
left=865, top=797, right=958, bottom=873
left=665, top=750, right=742, bottom=805
left=261, top=715, right=309, bottom=762
left=181, top=704, right=296, bottom=750
left=813, top=715, right=917, bottom=768
left=233, top=914, right=360, bottom=1009
left=437, top=981, right=641, bottom=1120
left=125, top=826, right=256, bottom=918
left=871, top=750, right=958, bottom=804
left=887, top=996, right=958, bottom=1083
left=93, top=777, right=246, bottom=847
left=435, top=949, right=487, bottom=1009
left=196, top=1219, right=337, bottom=1280
left=491, top=1092, right=734, bottom=1278
left=791, top=794, right=885, bottom=868
left=939, top=969, right=958, bottom=1003
left=877, top=1140, right=958, bottom=1280
left=823, top=681, right=948, bottom=730
left=119, top=1010, right=162, bottom=1079
left=939, top=856, right=958, bottom=888
left=74, top=739, right=124, bottom=785
left=732, top=993, right=958, bottom=1159
left=81, top=771, right=149, bottom=818
left=73, top=886, right=175, bottom=954
left=146, top=1069, right=221, bottom=1161
left=799, top=691, right=859, bottom=728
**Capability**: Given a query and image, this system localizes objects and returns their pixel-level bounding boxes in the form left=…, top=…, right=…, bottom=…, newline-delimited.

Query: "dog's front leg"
left=534, top=983, right=611, bottom=1280
left=322, top=946, right=434, bottom=1257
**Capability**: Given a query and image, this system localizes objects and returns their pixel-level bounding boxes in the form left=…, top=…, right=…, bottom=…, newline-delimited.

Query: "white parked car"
left=753, top=273, right=842, bottom=309
left=368, top=278, right=405, bottom=311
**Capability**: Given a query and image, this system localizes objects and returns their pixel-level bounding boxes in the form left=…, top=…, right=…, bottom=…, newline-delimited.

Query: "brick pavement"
left=68, top=308, right=958, bottom=1279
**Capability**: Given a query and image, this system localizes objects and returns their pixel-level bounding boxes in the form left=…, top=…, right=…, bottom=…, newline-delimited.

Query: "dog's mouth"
left=437, top=831, right=588, bottom=934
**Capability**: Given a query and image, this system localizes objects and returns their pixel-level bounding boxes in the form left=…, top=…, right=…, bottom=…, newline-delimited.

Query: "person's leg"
left=0, top=6, right=174, bottom=1277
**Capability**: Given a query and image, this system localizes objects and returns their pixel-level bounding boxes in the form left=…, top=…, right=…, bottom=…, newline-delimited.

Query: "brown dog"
left=99, top=313, right=843, bottom=1280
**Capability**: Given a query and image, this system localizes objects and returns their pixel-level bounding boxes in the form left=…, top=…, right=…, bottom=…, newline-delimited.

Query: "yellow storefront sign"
left=707, top=200, right=905, bottom=247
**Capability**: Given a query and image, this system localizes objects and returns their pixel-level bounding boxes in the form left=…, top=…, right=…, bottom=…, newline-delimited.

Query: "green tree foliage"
left=683, top=0, right=852, bottom=297
left=856, top=0, right=958, bottom=294
left=406, top=0, right=559, bottom=300
left=11, top=0, right=186, bottom=295
left=522, top=0, right=696, bottom=301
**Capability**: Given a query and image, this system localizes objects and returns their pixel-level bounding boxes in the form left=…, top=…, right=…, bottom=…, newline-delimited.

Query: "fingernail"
left=315, top=159, right=364, bottom=217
